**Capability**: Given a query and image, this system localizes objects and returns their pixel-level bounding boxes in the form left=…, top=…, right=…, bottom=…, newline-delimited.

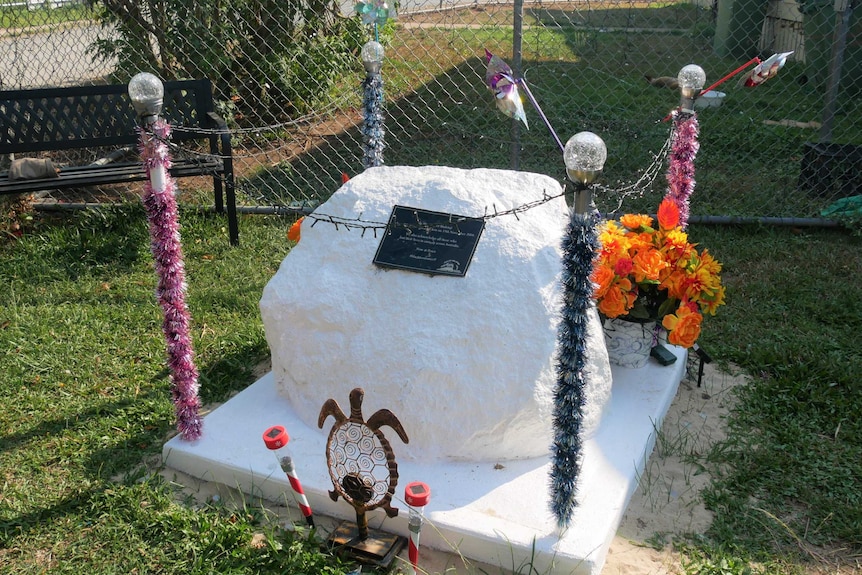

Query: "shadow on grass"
left=10, top=203, right=150, bottom=281
left=526, top=3, right=712, bottom=31
left=0, top=340, right=266, bottom=541
left=236, top=54, right=678, bottom=211
left=236, top=24, right=860, bottom=220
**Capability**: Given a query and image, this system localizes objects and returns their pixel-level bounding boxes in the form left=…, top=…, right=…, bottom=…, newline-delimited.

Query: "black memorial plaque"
left=373, top=205, right=485, bottom=277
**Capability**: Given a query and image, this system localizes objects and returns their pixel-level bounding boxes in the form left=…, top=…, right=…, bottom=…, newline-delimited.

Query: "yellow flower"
left=700, top=284, right=726, bottom=316
left=664, top=229, right=689, bottom=251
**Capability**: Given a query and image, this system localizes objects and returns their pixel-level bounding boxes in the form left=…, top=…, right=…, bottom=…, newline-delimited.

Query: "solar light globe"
left=563, top=131, right=606, bottom=214
left=128, top=72, right=164, bottom=120
left=677, top=64, right=706, bottom=98
left=564, top=131, right=607, bottom=187
left=361, top=41, right=385, bottom=75
left=677, top=64, right=706, bottom=112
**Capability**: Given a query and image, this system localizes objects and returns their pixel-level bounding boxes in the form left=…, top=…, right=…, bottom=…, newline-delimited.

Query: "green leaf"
left=657, top=297, right=678, bottom=318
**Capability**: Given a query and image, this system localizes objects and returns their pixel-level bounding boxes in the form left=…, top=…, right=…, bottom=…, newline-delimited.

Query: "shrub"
left=89, top=0, right=364, bottom=122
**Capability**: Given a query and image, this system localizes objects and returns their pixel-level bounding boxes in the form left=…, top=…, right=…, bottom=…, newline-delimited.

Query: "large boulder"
left=260, top=166, right=611, bottom=461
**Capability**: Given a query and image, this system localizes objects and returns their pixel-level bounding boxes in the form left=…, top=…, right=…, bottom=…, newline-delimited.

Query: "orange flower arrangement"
left=592, top=198, right=725, bottom=348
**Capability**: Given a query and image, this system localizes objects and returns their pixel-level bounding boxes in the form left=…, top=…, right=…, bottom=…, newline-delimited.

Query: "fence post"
left=819, top=0, right=854, bottom=142
left=510, top=0, right=524, bottom=170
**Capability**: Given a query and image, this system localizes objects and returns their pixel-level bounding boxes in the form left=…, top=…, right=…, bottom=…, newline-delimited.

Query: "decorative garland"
left=139, top=119, right=203, bottom=441
left=663, top=111, right=699, bottom=230
left=550, top=210, right=599, bottom=528
left=362, top=73, right=385, bottom=168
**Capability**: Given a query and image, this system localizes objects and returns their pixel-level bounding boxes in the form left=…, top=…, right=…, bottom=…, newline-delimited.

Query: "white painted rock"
left=260, top=166, right=611, bottom=462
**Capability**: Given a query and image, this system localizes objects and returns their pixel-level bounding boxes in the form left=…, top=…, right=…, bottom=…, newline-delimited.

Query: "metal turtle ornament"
left=318, top=387, right=409, bottom=542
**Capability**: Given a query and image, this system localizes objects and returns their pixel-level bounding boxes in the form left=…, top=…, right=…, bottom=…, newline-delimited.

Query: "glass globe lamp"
left=128, top=72, right=164, bottom=123
left=361, top=41, right=385, bottom=75
left=563, top=131, right=606, bottom=213
left=677, top=64, right=706, bottom=111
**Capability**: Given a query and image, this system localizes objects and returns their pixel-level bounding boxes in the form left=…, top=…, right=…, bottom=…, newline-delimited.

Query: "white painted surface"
left=259, top=166, right=612, bottom=462
left=162, top=349, right=685, bottom=575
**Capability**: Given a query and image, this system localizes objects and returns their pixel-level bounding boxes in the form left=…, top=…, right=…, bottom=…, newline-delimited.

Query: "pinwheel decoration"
left=741, top=51, right=793, bottom=87
left=355, top=0, right=392, bottom=27
left=484, top=49, right=529, bottom=129
left=696, top=52, right=793, bottom=99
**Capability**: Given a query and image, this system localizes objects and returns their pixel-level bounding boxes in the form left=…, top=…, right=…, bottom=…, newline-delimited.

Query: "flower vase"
left=603, top=317, right=656, bottom=369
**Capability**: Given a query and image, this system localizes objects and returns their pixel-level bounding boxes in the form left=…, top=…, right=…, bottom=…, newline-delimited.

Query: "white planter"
left=603, top=317, right=656, bottom=369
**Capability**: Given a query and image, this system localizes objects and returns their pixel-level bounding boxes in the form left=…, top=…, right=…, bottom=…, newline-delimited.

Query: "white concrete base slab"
left=162, top=347, right=686, bottom=575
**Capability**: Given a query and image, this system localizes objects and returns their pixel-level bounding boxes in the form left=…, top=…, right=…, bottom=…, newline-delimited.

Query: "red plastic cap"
left=404, top=481, right=431, bottom=507
left=263, top=425, right=289, bottom=449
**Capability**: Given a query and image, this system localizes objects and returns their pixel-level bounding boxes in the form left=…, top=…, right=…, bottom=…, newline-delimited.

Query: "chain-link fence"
left=2, top=0, right=860, bottom=224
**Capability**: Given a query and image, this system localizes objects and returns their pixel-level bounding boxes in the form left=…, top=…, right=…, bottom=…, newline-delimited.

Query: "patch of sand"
left=603, top=360, right=746, bottom=575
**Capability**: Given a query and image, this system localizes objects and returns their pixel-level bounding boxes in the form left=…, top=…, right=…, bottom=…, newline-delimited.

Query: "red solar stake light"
left=263, top=425, right=315, bottom=528
left=404, top=481, right=431, bottom=575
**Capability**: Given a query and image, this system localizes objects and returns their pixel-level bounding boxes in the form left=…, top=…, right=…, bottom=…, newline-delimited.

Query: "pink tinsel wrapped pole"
left=664, top=111, right=700, bottom=229
left=139, top=119, right=203, bottom=440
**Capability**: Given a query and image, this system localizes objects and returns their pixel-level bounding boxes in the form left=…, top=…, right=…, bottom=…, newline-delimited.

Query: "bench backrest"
left=0, top=79, right=218, bottom=155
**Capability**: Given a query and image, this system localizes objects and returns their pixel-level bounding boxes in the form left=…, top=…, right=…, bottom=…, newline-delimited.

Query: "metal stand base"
left=326, top=521, right=406, bottom=568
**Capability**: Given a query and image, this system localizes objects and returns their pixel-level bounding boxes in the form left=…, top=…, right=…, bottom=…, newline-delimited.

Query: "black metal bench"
left=0, top=78, right=238, bottom=245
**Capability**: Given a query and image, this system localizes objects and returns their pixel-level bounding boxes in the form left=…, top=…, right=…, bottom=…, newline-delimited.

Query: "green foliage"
left=89, top=0, right=364, bottom=122
left=253, top=18, right=365, bottom=118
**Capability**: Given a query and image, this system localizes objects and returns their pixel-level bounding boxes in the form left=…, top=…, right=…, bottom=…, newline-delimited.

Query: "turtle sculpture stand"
left=318, top=388, right=410, bottom=567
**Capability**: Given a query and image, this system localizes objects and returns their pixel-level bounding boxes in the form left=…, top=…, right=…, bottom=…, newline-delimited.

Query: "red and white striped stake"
left=404, top=481, right=431, bottom=575
left=263, top=425, right=314, bottom=528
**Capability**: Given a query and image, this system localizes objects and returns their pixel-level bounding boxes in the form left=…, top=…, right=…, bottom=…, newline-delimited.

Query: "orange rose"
left=591, top=265, right=615, bottom=298
left=632, top=248, right=669, bottom=283
left=597, top=282, right=635, bottom=318
left=662, top=304, right=702, bottom=348
left=660, top=269, right=688, bottom=300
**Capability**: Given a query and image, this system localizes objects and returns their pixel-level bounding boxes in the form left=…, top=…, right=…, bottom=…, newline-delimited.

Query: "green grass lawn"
left=0, top=202, right=859, bottom=574
left=0, top=205, right=352, bottom=573
left=0, top=3, right=92, bottom=31
left=1, top=1, right=860, bottom=571
left=262, top=12, right=861, bottom=220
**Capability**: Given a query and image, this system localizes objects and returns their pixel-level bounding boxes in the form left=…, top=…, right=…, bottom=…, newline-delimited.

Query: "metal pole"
left=819, top=0, right=854, bottom=142
left=510, top=0, right=524, bottom=170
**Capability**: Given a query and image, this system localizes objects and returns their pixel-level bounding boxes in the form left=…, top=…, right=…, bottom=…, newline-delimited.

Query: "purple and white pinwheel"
left=484, top=50, right=529, bottom=129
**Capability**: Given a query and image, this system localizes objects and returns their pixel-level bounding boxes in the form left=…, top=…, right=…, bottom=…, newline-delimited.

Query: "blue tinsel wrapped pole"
left=362, top=73, right=385, bottom=168
left=550, top=209, right=599, bottom=528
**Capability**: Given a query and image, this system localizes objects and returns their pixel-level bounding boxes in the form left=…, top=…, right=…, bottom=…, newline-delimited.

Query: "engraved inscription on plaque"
left=373, top=205, right=485, bottom=277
